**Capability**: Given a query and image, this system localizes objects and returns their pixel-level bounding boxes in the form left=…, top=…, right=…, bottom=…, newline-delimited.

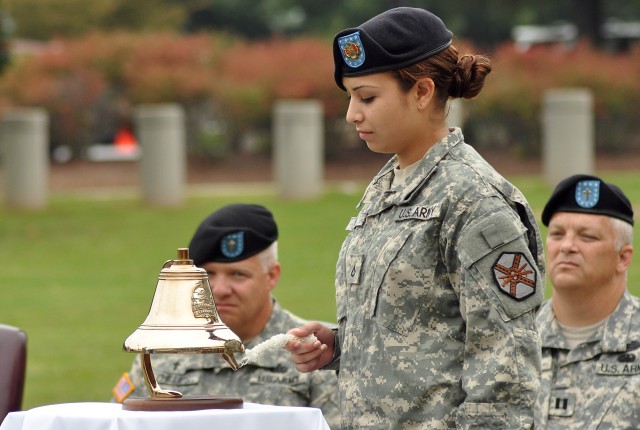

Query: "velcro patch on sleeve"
left=459, top=211, right=543, bottom=319
left=459, top=212, right=526, bottom=268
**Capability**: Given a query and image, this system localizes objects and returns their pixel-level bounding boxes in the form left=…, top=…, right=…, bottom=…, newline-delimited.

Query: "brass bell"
left=122, top=248, right=245, bottom=410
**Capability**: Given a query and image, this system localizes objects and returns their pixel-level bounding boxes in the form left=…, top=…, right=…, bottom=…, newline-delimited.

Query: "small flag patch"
left=112, top=372, right=135, bottom=403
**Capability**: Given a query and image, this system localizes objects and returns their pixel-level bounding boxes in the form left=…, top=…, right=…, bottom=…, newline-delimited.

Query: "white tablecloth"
left=0, top=402, right=331, bottom=430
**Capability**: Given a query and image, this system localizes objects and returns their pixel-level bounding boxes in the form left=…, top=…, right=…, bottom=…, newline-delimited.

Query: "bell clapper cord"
left=239, top=333, right=317, bottom=367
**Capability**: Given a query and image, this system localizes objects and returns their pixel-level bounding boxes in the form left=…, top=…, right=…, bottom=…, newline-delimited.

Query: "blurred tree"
left=0, top=7, right=14, bottom=72
left=180, top=0, right=383, bottom=38
left=8, top=0, right=184, bottom=40
left=6, top=0, right=640, bottom=48
left=571, top=0, right=604, bottom=46
left=178, top=0, right=639, bottom=49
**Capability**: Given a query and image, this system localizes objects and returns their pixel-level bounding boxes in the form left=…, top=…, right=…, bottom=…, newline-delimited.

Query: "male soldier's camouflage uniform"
left=116, top=299, right=340, bottom=428
left=535, top=291, right=640, bottom=429
left=327, top=128, right=544, bottom=429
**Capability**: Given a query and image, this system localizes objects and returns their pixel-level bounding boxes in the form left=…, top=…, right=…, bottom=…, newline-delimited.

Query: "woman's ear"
left=414, top=77, right=436, bottom=110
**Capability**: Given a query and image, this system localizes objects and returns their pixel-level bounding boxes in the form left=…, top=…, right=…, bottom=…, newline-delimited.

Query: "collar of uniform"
left=537, top=301, right=571, bottom=350
left=190, top=298, right=291, bottom=370
left=356, top=128, right=463, bottom=213
left=538, top=302, right=604, bottom=365
left=397, top=128, right=463, bottom=201
left=600, top=290, right=637, bottom=353
left=241, top=298, right=303, bottom=369
left=355, top=156, right=397, bottom=211
left=538, top=291, right=636, bottom=354
left=397, top=127, right=463, bottom=203
left=153, top=298, right=291, bottom=373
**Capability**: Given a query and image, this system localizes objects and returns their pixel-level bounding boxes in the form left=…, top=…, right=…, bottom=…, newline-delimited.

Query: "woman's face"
left=343, top=72, right=426, bottom=162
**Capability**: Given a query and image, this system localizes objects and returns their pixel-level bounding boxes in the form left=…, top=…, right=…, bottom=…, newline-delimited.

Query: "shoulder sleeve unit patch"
left=492, top=252, right=536, bottom=301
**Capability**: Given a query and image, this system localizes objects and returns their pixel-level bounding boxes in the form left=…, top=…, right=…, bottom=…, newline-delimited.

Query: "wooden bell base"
left=123, top=396, right=244, bottom=411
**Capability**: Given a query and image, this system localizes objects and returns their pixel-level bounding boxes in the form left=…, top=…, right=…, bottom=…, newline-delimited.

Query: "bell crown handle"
left=162, top=248, right=193, bottom=268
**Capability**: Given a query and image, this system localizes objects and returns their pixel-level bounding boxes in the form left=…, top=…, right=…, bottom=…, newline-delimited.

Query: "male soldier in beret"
left=112, top=204, right=339, bottom=428
left=535, top=174, right=640, bottom=429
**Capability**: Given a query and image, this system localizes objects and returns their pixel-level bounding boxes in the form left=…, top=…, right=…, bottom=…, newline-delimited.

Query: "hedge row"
left=1, top=32, right=638, bottom=158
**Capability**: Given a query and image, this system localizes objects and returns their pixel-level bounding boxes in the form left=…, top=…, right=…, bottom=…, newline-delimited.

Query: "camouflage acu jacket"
left=535, top=291, right=640, bottom=429
left=115, top=299, right=340, bottom=428
left=331, top=128, right=544, bottom=429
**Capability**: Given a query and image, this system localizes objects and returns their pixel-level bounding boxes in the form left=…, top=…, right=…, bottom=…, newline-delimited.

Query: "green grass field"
left=1, top=171, right=639, bottom=409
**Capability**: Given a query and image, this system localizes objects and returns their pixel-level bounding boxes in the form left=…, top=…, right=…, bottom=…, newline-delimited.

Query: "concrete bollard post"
left=273, top=100, right=324, bottom=199
left=1, top=108, right=49, bottom=209
left=542, top=88, right=594, bottom=186
left=135, top=104, right=186, bottom=206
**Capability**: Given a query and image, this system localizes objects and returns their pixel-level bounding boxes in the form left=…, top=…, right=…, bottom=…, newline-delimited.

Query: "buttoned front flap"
left=458, top=211, right=543, bottom=321
left=370, top=225, right=440, bottom=336
left=157, top=371, right=201, bottom=387
left=153, top=354, right=214, bottom=387
left=247, top=366, right=311, bottom=405
left=542, top=342, right=640, bottom=429
left=561, top=352, right=629, bottom=427
left=593, top=344, right=640, bottom=428
left=335, top=230, right=359, bottom=325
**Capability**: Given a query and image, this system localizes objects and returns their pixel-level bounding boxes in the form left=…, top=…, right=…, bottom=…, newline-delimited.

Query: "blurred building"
left=512, top=19, right=640, bottom=52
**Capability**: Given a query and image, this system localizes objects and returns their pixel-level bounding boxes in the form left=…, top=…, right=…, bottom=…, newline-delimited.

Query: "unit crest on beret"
left=541, top=174, right=634, bottom=226
left=332, top=7, right=453, bottom=90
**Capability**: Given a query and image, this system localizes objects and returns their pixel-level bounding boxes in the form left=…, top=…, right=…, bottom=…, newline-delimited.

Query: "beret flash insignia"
left=338, top=31, right=365, bottom=68
left=575, top=179, right=600, bottom=208
left=541, top=174, right=634, bottom=226
left=221, top=231, right=244, bottom=258
left=492, top=252, right=536, bottom=301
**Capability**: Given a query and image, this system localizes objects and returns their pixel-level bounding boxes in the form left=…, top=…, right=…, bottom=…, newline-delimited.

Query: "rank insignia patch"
left=575, top=179, right=600, bottom=208
left=338, top=31, right=365, bottom=68
left=221, top=231, right=244, bottom=258
left=492, top=252, right=536, bottom=301
left=618, top=352, right=636, bottom=363
left=549, top=391, right=575, bottom=417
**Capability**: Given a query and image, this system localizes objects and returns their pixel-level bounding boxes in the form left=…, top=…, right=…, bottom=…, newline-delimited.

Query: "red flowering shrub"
left=217, top=37, right=337, bottom=116
left=467, top=40, right=640, bottom=155
left=0, top=39, right=107, bottom=149
left=213, top=36, right=341, bottom=152
left=123, top=33, right=221, bottom=104
left=0, top=32, right=638, bottom=158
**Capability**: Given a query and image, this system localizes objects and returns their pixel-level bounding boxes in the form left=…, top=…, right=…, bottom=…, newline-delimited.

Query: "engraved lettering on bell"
left=191, top=281, right=214, bottom=319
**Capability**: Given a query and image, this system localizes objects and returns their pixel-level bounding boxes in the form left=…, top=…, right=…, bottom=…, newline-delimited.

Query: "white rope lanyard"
left=239, top=333, right=317, bottom=367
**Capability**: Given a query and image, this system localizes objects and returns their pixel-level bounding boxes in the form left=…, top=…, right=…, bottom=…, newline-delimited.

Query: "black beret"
left=188, top=204, right=278, bottom=265
left=333, top=7, right=453, bottom=91
left=541, top=174, right=634, bottom=226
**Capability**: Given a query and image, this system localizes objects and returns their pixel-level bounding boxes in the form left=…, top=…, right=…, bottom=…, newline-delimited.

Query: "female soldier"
left=285, top=7, right=543, bottom=429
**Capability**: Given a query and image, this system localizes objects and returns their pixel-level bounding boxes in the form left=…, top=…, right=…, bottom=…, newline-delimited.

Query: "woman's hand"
left=284, top=321, right=336, bottom=372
